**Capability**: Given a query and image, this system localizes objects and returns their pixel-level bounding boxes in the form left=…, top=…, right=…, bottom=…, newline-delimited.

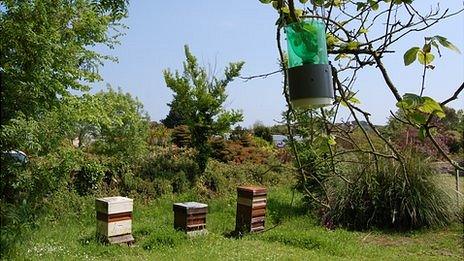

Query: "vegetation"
left=1, top=0, right=463, bottom=260
left=3, top=184, right=463, bottom=260
left=0, top=0, right=128, bottom=122
left=257, top=0, right=464, bottom=230
left=328, top=152, right=454, bottom=230
left=163, top=46, right=244, bottom=176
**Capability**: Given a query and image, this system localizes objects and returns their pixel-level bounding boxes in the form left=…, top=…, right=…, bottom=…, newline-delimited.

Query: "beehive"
left=235, top=186, right=267, bottom=233
left=95, top=196, right=134, bottom=244
left=173, top=202, right=208, bottom=235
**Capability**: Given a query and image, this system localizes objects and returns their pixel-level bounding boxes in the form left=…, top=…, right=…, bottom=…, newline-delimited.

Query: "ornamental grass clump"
left=328, top=151, right=453, bottom=230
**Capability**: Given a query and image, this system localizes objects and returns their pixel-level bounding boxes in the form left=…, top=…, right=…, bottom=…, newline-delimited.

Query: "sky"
left=93, top=1, right=464, bottom=127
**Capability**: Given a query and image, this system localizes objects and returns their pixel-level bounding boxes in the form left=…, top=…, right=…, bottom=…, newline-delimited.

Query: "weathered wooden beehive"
left=235, top=186, right=267, bottom=233
left=173, top=202, right=208, bottom=235
left=95, top=196, right=134, bottom=244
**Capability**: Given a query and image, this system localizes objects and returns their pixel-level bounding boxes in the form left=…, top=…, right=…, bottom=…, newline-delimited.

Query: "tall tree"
left=0, top=0, right=128, bottom=122
left=164, top=45, right=244, bottom=176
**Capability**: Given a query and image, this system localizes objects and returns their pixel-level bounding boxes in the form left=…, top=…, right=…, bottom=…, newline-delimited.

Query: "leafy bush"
left=73, top=157, right=106, bottom=195
left=327, top=152, right=453, bottom=230
left=148, top=122, right=171, bottom=147
left=140, top=146, right=197, bottom=195
left=171, top=125, right=191, bottom=147
left=253, top=124, right=273, bottom=143
left=210, top=136, right=279, bottom=164
left=198, top=160, right=294, bottom=196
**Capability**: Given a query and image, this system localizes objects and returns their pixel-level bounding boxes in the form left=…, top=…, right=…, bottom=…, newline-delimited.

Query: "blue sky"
left=94, top=1, right=464, bottom=127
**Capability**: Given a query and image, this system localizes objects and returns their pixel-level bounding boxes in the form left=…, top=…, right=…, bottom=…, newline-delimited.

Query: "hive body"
left=235, top=186, right=267, bottom=233
left=95, top=196, right=134, bottom=244
left=173, top=202, right=208, bottom=236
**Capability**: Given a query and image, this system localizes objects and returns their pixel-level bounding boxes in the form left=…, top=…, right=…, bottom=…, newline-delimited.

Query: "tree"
left=253, top=122, right=273, bottom=143
left=163, top=45, right=244, bottom=176
left=1, top=88, right=149, bottom=160
left=256, top=0, right=463, bottom=229
left=0, top=0, right=128, bottom=123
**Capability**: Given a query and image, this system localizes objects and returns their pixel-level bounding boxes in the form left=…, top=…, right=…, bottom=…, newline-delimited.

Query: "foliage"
left=210, top=136, right=275, bottom=164
left=0, top=88, right=150, bottom=246
left=384, top=107, right=463, bottom=154
left=328, top=151, right=454, bottom=230
left=198, top=160, right=294, bottom=196
left=171, top=125, right=191, bottom=147
left=148, top=122, right=171, bottom=147
left=403, top=35, right=460, bottom=66
left=161, top=108, right=186, bottom=128
left=229, top=126, right=253, bottom=146
left=2, top=185, right=463, bottom=260
left=139, top=146, right=197, bottom=195
left=88, top=88, right=149, bottom=161
left=72, top=155, right=107, bottom=195
left=1, top=88, right=149, bottom=160
left=253, top=123, right=273, bottom=143
left=269, top=124, right=288, bottom=135
left=0, top=0, right=128, bottom=122
left=163, top=45, right=244, bottom=176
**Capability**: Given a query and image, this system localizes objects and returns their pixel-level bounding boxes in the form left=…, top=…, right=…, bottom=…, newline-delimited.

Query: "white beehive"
left=95, top=196, right=134, bottom=244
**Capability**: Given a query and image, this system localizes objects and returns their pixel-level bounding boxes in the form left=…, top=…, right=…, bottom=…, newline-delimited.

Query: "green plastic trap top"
left=285, top=19, right=329, bottom=68
left=285, top=19, right=334, bottom=109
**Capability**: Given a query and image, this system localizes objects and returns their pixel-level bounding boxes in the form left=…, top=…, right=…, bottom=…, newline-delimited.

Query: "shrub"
left=171, top=125, right=191, bottom=147
left=72, top=157, right=106, bottom=195
left=140, top=146, right=197, bottom=194
left=327, top=152, right=453, bottom=230
left=198, top=160, right=295, bottom=196
left=253, top=124, right=273, bottom=143
left=148, top=122, right=171, bottom=147
left=210, top=136, right=279, bottom=164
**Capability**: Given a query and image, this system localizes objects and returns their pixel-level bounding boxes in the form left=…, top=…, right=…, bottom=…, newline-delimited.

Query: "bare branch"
left=239, top=70, right=282, bottom=82
left=441, top=82, right=464, bottom=106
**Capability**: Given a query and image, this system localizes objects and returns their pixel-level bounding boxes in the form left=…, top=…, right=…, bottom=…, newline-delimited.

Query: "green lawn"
left=5, top=177, right=464, bottom=260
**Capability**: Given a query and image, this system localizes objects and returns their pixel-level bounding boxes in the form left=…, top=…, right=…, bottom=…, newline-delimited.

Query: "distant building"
left=272, top=135, right=302, bottom=148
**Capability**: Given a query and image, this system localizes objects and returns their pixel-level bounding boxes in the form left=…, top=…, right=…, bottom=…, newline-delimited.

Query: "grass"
left=4, top=175, right=464, bottom=260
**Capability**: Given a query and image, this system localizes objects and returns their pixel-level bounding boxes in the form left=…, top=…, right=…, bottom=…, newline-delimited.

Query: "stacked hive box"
left=235, top=186, right=267, bottom=233
left=173, top=202, right=208, bottom=235
left=95, top=196, right=134, bottom=244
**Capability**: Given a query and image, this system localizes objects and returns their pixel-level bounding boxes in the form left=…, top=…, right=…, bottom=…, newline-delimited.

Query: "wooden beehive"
left=173, top=202, right=208, bottom=235
left=235, top=186, right=267, bottom=233
left=95, top=196, right=134, bottom=244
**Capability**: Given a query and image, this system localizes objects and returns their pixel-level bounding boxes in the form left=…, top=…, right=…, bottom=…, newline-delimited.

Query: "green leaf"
left=334, top=53, right=350, bottom=61
left=327, top=135, right=337, bottom=145
left=431, top=41, right=441, bottom=57
left=259, top=0, right=273, bottom=3
left=358, top=27, right=368, bottom=34
left=299, top=0, right=309, bottom=3
left=422, top=43, right=431, bottom=53
left=434, top=35, right=461, bottom=54
left=356, top=2, right=366, bottom=11
left=418, top=97, right=446, bottom=118
left=281, top=6, right=290, bottom=14
left=346, top=41, right=359, bottom=51
left=294, top=8, right=304, bottom=17
left=272, top=1, right=279, bottom=9
left=403, top=47, right=420, bottom=66
left=313, top=0, right=325, bottom=6
left=418, top=126, right=426, bottom=141
left=346, top=91, right=361, bottom=104
left=398, top=93, right=422, bottom=109
left=409, top=112, right=427, bottom=125
left=332, top=0, right=342, bottom=6
left=417, top=51, right=434, bottom=65
left=368, top=0, right=379, bottom=11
